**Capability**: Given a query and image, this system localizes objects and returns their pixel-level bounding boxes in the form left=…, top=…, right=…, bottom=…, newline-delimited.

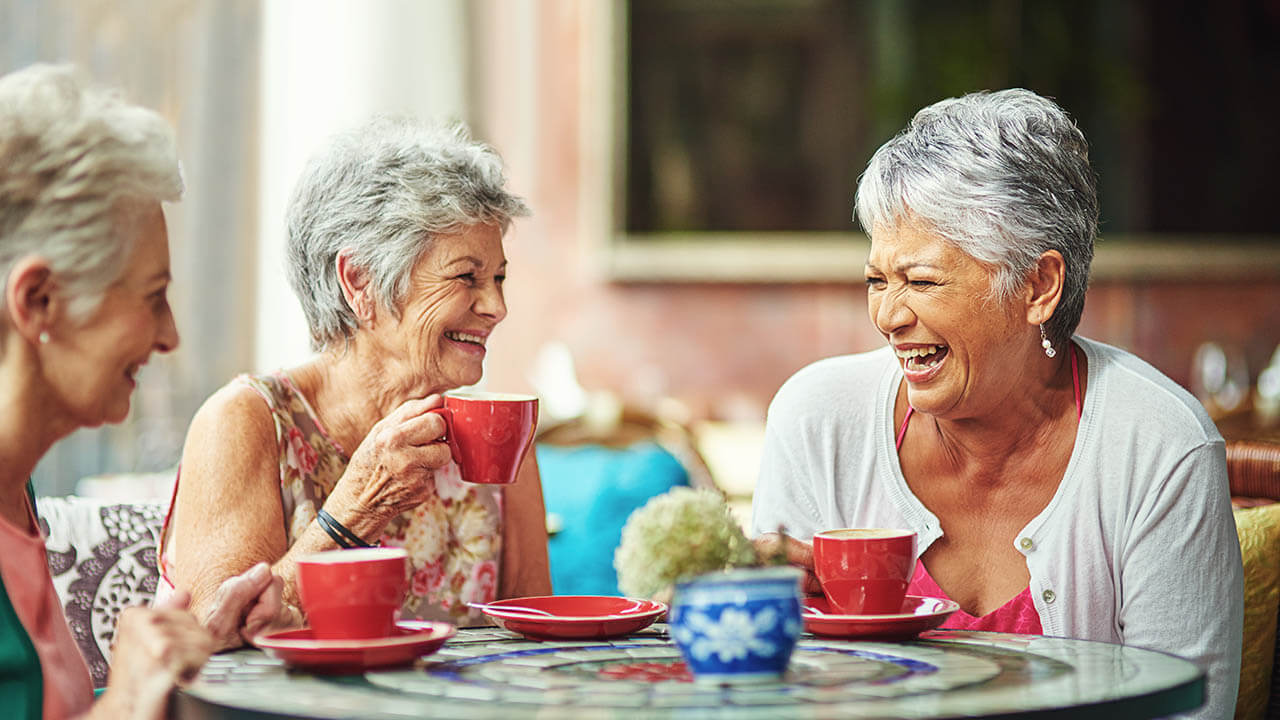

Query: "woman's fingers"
left=394, top=408, right=450, bottom=448
left=203, top=563, right=277, bottom=650
left=753, top=532, right=823, bottom=595
left=117, top=606, right=214, bottom=684
left=753, top=532, right=814, bottom=568
left=239, top=573, right=286, bottom=643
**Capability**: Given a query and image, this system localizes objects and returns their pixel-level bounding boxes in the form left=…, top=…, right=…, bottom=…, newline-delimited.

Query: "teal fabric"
left=537, top=442, right=690, bottom=596
left=0, top=482, right=43, bottom=720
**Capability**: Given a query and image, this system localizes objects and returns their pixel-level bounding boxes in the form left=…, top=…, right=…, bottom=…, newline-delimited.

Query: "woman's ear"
left=1025, top=250, right=1065, bottom=326
left=5, top=255, right=57, bottom=343
left=335, top=250, right=376, bottom=325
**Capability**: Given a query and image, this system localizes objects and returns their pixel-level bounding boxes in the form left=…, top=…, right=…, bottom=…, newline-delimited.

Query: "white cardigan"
left=751, top=337, right=1243, bottom=720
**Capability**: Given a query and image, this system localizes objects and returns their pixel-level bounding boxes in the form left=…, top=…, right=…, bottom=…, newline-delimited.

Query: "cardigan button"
left=1019, top=537, right=1034, bottom=551
left=1042, top=589, right=1056, bottom=604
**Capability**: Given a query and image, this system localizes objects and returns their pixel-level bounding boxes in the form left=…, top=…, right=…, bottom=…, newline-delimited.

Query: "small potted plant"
left=614, top=487, right=802, bottom=683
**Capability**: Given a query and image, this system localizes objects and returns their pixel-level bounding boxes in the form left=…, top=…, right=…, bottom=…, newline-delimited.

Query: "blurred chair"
left=1227, top=439, right=1280, bottom=719
left=1229, top=440, right=1280, bottom=508
left=38, top=495, right=165, bottom=689
left=536, top=405, right=717, bottom=597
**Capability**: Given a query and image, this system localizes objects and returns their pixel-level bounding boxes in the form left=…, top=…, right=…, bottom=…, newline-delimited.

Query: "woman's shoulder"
left=768, top=347, right=894, bottom=423
left=1081, top=337, right=1221, bottom=445
left=187, top=374, right=280, bottom=440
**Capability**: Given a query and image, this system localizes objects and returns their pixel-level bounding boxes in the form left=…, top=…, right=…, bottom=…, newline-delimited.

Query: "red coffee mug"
left=812, top=528, right=916, bottom=615
left=435, top=392, right=538, bottom=485
left=296, top=547, right=408, bottom=639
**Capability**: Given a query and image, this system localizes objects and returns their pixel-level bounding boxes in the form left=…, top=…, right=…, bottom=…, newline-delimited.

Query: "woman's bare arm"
left=169, top=385, right=296, bottom=623
left=171, top=385, right=452, bottom=637
left=499, top=451, right=551, bottom=598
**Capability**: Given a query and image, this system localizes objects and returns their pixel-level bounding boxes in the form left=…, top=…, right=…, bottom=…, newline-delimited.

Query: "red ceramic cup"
left=812, top=528, right=916, bottom=615
left=436, top=392, right=538, bottom=485
left=296, top=547, right=408, bottom=639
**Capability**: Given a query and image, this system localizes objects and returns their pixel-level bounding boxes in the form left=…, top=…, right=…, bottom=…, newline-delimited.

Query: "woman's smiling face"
left=865, top=220, right=1030, bottom=419
left=387, top=222, right=508, bottom=393
left=46, top=203, right=179, bottom=427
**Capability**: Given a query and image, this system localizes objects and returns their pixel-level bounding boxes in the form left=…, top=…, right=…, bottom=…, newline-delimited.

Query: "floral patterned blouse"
left=161, top=372, right=503, bottom=627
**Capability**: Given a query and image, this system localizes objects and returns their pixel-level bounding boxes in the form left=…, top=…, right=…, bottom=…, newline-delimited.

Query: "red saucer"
left=478, top=595, right=666, bottom=640
left=253, top=620, right=455, bottom=672
left=802, top=595, right=959, bottom=640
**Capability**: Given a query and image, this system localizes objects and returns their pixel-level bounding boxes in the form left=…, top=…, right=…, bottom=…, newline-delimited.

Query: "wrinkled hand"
left=96, top=590, right=213, bottom=720
left=202, top=562, right=288, bottom=651
left=335, top=395, right=452, bottom=521
left=753, top=532, right=822, bottom=595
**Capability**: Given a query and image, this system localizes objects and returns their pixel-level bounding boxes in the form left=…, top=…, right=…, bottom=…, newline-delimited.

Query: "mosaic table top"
left=174, top=625, right=1203, bottom=719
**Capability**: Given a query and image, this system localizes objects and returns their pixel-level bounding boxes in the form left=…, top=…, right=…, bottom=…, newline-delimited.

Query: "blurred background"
left=4, top=0, right=1278, bottom=514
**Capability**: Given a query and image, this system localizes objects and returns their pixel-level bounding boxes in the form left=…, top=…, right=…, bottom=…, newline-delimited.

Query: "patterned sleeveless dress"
left=161, top=372, right=503, bottom=627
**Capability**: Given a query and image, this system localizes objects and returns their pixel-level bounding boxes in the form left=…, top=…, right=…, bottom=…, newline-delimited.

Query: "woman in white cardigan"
left=752, top=88, right=1241, bottom=720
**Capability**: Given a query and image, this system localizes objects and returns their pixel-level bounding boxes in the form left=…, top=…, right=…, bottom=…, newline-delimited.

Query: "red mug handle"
left=428, top=407, right=462, bottom=466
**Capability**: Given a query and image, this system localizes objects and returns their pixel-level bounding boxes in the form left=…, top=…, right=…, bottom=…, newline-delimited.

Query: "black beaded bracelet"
left=316, top=508, right=375, bottom=549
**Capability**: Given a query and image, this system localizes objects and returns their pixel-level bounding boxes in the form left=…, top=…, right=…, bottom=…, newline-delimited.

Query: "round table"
left=175, top=625, right=1204, bottom=719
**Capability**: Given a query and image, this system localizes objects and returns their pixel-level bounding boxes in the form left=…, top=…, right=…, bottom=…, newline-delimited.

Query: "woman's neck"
left=0, top=334, right=70, bottom=533
left=900, top=343, right=1085, bottom=480
left=288, top=342, right=445, bottom=455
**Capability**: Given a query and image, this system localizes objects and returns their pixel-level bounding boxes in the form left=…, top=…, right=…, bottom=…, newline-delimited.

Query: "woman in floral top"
left=158, top=117, right=550, bottom=642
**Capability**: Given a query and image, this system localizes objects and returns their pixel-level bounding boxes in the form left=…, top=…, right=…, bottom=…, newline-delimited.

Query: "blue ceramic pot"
left=669, top=566, right=803, bottom=683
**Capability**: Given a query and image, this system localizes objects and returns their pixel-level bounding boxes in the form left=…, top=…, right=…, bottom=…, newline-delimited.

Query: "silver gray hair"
left=285, top=116, right=530, bottom=350
left=0, top=64, right=183, bottom=320
left=854, top=88, right=1098, bottom=348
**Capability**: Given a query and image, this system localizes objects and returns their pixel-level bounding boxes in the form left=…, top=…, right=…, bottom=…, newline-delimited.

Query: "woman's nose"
left=155, top=305, right=180, bottom=353
left=474, top=282, right=507, bottom=323
left=871, top=289, right=914, bottom=335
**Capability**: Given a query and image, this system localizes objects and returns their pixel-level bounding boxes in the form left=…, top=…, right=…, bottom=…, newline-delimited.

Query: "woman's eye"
left=865, top=276, right=885, bottom=287
left=455, top=273, right=476, bottom=284
left=909, top=279, right=937, bottom=287
left=495, top=274, right=506, bottom=285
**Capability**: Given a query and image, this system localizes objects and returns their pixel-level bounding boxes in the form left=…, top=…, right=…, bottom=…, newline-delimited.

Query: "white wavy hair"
left=854, top=88, right=1098, bottom=348
left=0, top=63, right=183, bottom=321
left=285, top=116, right=530, bottom=350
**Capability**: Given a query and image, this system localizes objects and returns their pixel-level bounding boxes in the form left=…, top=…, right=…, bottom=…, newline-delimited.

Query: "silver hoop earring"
left=38, top=330, right=50, bottom=344
left=1040, top=324, right=1056, bottom=358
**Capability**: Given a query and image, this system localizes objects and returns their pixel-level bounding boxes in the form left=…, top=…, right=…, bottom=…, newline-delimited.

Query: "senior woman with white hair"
left=0, top=64, right=281, bottom=719
left=752, top=89, right=1242, bottom=719
left=160, top=117, right=551, bottom=638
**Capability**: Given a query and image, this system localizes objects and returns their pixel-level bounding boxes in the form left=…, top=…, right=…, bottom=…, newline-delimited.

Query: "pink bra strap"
left=896, top=343, right=1081, bottom=452
left=896, top=406, right=914, bottom=451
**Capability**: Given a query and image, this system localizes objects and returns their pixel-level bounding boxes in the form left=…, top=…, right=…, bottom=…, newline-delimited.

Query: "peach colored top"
left=0, top=497, right=93, bottom=719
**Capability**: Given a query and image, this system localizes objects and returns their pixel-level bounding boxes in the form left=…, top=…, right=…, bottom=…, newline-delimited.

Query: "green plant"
left=614, top=487, right=761, bottom=599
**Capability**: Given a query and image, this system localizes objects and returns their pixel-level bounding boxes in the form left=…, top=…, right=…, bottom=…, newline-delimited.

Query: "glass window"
left=625, top=0, right=1280, bottom=236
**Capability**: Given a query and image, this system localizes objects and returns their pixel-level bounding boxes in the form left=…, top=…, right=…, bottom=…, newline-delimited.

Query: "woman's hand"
left=201, top=562, right=291, bottom=651
left=753, top=532, right=822, bottom=595
left=331, top=395, right=453, bottom=524
left=92, top=590, right=214, bottom=720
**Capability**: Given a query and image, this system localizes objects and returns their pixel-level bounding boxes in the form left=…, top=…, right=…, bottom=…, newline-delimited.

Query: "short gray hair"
left=854, top=88, right=1098, bottom=348
left=0, top=64, right=183, bottom=320
left=285, top=117, right=530, bottom=350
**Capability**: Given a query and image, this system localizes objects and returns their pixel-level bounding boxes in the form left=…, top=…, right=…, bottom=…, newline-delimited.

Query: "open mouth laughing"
left=895, top=344, right=948, bottom=379
left=444, top=330, right=488, bottom=350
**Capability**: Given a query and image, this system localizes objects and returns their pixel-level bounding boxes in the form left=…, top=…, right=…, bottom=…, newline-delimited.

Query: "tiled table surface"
left=175, top=625, right=1203, bottom=719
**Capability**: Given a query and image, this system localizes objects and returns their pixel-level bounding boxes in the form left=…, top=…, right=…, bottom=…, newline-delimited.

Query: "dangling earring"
left=38, top=330, right=50, bottom=344
left=1040, top=324, right=1056, bottom=358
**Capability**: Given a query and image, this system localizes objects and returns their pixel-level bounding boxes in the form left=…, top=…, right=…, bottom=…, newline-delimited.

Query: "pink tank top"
left=0, top=496, right=94, bottom=719
left=896, top=346, right=1080, bottom=634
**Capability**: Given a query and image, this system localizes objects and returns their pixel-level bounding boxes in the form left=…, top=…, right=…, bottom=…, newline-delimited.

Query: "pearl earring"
left=1040, top=324, right=1056, bottom=358
left=38, top=330, right=50, bottom=344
